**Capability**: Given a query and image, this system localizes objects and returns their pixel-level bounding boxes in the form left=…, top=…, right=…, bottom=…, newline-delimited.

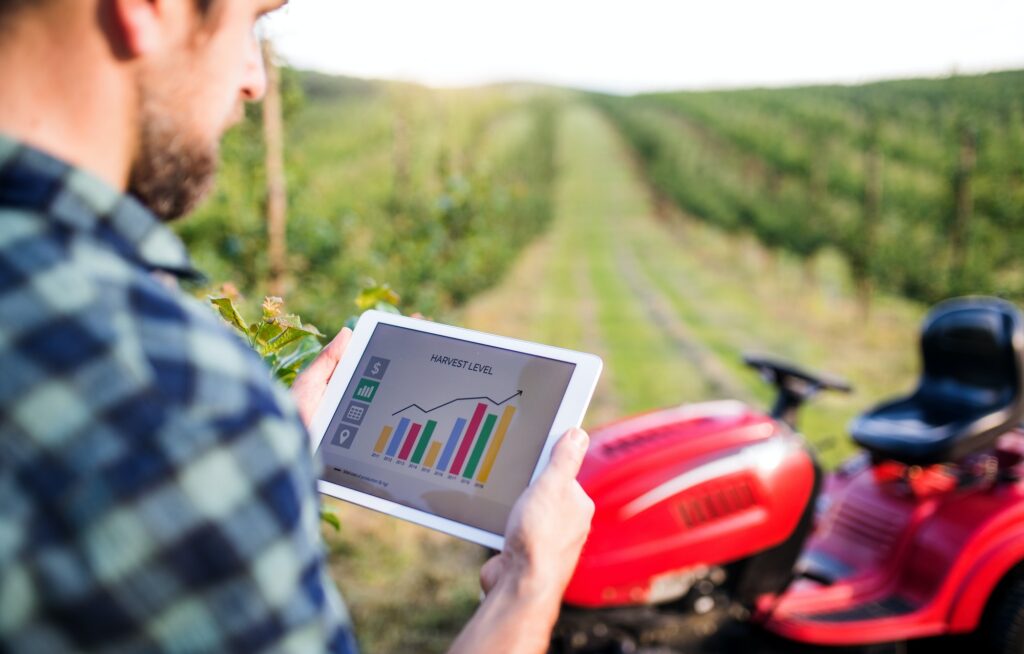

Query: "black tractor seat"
left=850, top=297, right=1024, bottom=465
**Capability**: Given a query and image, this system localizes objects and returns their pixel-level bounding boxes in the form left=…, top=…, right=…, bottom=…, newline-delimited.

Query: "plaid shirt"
left=0, top=135, right=358, bottom=653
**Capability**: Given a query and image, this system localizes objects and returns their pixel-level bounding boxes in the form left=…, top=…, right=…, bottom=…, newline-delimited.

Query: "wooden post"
left=262, top=39, right=288, bottom=298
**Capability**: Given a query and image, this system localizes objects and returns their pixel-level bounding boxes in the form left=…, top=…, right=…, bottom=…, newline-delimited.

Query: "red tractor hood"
left=566, top=401, right=817, bottom=607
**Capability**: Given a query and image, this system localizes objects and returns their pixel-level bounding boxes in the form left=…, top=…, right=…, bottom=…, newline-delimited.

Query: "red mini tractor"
left=552, top=297, right=1024, bottom=653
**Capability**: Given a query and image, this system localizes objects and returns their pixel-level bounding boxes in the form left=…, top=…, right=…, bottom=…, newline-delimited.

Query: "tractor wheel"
left=988, top=575, right=1024, bottom=654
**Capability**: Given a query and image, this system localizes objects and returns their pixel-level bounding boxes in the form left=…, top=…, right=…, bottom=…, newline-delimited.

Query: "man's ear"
left=109, top=0, right=184, bottom=56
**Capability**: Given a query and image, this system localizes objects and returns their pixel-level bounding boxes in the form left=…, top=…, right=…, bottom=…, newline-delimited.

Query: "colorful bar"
left=411, top=420, right=438, bottom=464
left=450, top=403, right=488, bottom=475
left=477, top=406, right=517, bottom=484
left=374, top=426, right=394, bottom=454
left=398, top=422, right=422, bottom=460
left=424, top=441, right=442, bottom=469
left=464, top=414, right=498, bottom=479
left=385, top=418, right=410, bottom=457
left=438, top=418, right=467, bottom=473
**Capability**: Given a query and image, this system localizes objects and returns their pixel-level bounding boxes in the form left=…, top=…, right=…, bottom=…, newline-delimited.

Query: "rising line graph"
left=391, top=390, right=523, bottom=416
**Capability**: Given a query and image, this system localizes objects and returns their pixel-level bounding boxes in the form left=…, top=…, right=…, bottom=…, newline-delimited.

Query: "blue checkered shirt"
left=0, top=135, right=358, bottom=653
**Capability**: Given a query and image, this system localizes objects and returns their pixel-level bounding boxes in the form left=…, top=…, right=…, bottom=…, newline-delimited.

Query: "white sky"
left=266, top=1, right=1024, bottom=94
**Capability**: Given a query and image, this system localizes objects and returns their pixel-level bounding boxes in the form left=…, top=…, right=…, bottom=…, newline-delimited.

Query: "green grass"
left=565, top=108, right=710, bottom=412
left=321, top=498, right=482, bottom=653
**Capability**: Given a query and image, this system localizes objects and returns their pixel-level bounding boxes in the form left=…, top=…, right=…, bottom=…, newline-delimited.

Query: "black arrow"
left=391, top=390, right=523, bottom=417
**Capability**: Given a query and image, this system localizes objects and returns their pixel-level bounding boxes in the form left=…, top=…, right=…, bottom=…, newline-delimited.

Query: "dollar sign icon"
left=365, top=357, right=390, bottom=380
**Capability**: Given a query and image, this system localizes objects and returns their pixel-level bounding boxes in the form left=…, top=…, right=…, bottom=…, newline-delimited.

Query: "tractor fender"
left=946, top=525, right=1024, bottom=633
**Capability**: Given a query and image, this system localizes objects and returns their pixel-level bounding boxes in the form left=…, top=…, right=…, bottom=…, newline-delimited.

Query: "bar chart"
left=371, top=391, right=521, bottom=486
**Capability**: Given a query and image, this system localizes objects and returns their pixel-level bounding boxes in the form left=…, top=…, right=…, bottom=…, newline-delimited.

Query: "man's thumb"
left=545, top=428, right=589, bottom=479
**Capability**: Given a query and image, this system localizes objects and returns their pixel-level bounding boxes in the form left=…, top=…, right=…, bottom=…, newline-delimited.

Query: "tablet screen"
left=316, top=323, right=577, bottom=535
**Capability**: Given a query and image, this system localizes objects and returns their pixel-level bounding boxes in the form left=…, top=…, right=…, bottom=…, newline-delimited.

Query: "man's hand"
left=450, top=428, right=594, bottom=654
left=291, top=328, right=352, bottom=427
left=480, top=428, right=594, bottom=598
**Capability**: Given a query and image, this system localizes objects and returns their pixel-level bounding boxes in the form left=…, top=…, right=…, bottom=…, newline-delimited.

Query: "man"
left=0, top=1, right=594, bottom=652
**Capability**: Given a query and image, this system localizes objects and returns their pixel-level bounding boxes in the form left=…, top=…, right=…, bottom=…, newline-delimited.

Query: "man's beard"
left=128, top=74, right=219, bottom=223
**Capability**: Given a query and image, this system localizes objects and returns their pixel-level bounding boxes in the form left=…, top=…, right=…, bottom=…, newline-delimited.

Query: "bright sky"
left=266, top=0, right=1024, bottom=94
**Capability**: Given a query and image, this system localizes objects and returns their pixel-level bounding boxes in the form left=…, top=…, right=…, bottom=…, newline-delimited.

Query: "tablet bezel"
left=307, top=310, right=603, bottom=550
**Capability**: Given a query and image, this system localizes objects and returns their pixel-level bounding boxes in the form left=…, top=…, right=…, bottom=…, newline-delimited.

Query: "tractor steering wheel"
left=743, top=354, right=853, bottom=428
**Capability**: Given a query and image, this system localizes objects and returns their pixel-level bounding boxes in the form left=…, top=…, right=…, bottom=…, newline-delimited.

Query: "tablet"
left=308, top=310, right=603, bottom=549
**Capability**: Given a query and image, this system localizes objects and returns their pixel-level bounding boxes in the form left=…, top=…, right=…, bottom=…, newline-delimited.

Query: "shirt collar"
left=0, top=133, right=204, bottom=282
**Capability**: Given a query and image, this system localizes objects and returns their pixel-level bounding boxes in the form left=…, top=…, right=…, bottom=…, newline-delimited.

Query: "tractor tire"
left=988, top=575, right=1024, bottom=654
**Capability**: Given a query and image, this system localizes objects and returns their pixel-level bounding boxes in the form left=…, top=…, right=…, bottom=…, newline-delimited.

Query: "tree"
left=262, top=39, right=288, bottom=298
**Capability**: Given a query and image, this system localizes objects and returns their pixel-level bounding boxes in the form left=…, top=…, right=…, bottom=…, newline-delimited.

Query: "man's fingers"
left=301, top=327, right=352, bottom=387
left=544, top=428, right=589, bottom=480
left=479, top=554, right=506, bottom=595
left=291, top=328, right=353, bottom=426
left=321, top=327, right=353, bottom=369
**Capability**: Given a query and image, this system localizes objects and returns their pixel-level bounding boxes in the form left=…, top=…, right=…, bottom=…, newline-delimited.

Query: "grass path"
left=464, top=104, right=711, bottom=420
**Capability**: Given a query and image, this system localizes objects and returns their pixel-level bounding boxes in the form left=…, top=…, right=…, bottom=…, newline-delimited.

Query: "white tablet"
left=308, top=310, right=602, bottom=550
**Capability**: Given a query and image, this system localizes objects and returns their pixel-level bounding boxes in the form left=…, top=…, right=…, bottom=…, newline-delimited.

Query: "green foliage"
left=355, top=283, right=402, bottom=311
left=320, top=510, right=341, bottom=532
left=594, top=70, right=1024, bottom=305
left=209, top=293, right=325, bottom=387
left=207, top=282, right=406, bottom=382
left=179, top=74, right=560, bottom=335
left=346, top=282, right=402, bottom=329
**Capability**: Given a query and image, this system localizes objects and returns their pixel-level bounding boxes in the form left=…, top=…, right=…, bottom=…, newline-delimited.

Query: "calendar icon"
left=342, top=401, right=369, bottom=425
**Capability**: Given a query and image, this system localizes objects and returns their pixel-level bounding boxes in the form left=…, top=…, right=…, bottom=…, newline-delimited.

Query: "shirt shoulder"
left=0, top=203, right=295, bottom=445
left=0, top=207, right=357, bottom=653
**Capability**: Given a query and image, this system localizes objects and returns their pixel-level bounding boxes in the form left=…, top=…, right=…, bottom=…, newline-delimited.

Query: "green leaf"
left=271, top=336, right=323, bottom=387
left=253, top=320, right=286, bottom=351
left=356, top=284, right=401, bottom=311
left=275, top=366, right=299, bottom=388
left=276, top=336, right=323, bottom=372
left=268, top=324, right=320, bottom=353
left=299, top=320, right=325, bottom=338
left=263, top=351, right=280, bottom=369
left=209, top=297, right=249, bottom=336
left=320, top=510, right=341, bottom=532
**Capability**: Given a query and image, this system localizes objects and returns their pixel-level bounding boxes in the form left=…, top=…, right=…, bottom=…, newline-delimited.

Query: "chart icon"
left=353, top=378, right=380, bottom=402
